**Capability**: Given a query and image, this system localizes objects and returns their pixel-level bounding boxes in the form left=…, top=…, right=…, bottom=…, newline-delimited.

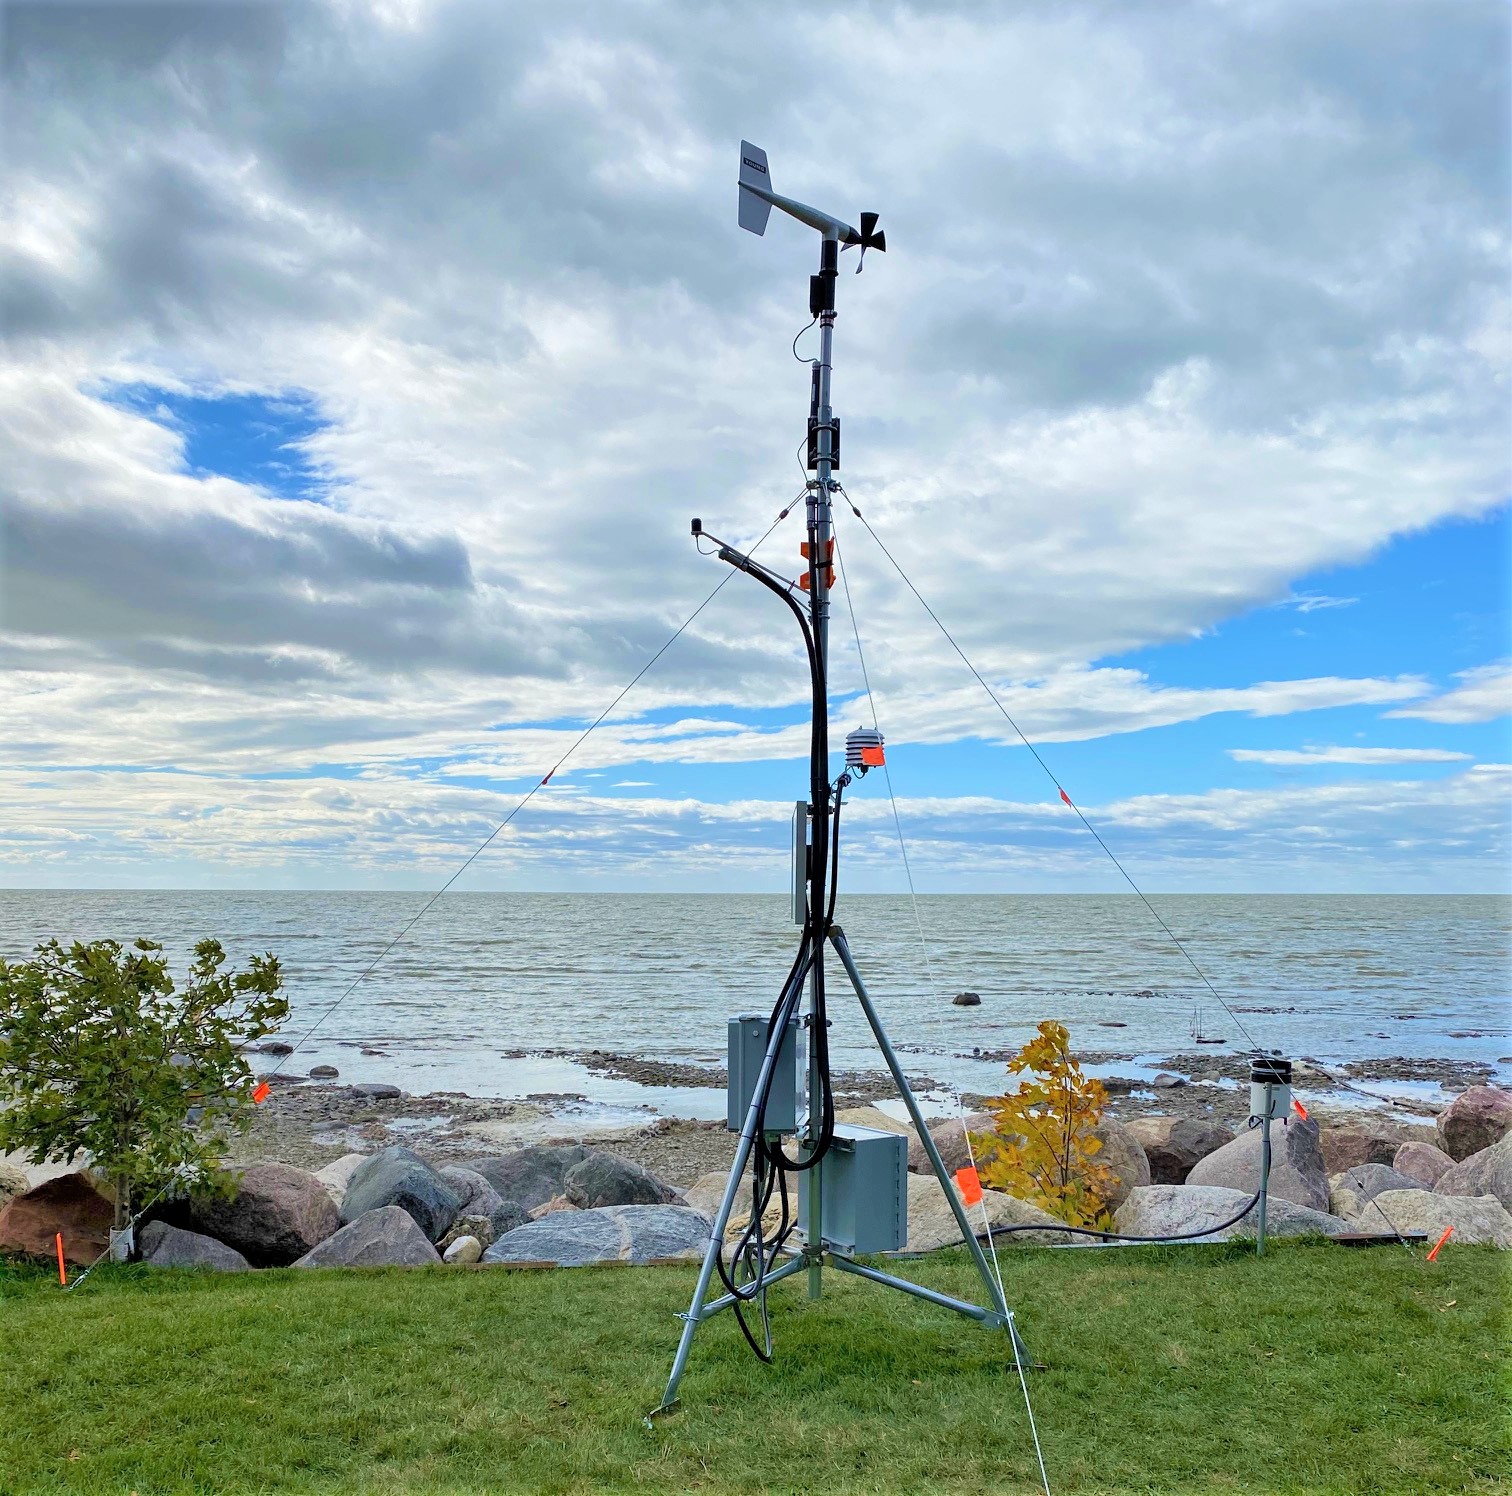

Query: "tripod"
left=652, top=203, right=1030, bottom=1418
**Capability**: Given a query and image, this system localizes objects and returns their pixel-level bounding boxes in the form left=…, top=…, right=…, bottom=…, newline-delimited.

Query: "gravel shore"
left=226, top=1044, right=1477, bottom=1188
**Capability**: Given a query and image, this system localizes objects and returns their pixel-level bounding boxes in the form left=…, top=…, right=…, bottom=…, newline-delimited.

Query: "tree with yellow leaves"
left=971, top=1020, right=1116, bottom=1228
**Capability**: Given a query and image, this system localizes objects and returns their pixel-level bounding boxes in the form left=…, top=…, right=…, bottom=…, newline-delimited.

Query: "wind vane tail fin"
left=738, top=140, right=772, bottom=236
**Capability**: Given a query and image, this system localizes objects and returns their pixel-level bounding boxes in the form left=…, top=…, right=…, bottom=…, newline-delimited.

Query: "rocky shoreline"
left=208, top=1043, right=1507, bottom=1189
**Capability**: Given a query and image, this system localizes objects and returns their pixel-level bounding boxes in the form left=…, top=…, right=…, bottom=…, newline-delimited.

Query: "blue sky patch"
left=103, top=384, right=328, bottom=501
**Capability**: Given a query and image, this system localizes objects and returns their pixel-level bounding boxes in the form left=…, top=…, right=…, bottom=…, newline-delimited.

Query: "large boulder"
left=908, top=1114, right=992, bottom=1176
left=1394, top=1140, right=1455, bottom=1188
left=904, top=1174, right=1070, bottom=1250
left=1089, top=1119, right=1150, bottom=1209
left=1364, top=1189, right=1512, bottom=1248
left=1328, top=1164, right=1425, bottom=1221
left=340, top=1146, right=461, bottom=1243
left=1319, top=1127, right=1402, bottom=1175
left=0, top=1173, right=115, bottom=1264
left=175, top=1163, right=339, bottom=1267
left=1114, top=1185, right=1349, bottom=1243
left=1434, top=1134, right=1512, bottom=1213
left=482, top=1204, right=710, bottom=1267
left=563, top=1153, right=680, bottom=1210
left=439, top=1165, right=505, bottom=1216
left=690, top=1170, right=797, bottom=1241
left=1124, top=1118, right=1234, bottom=1185
left=0, top=1159, right=29, bottom=1212
left=312, top=1153, right=370, bottom=1205
left=138, top=1220, right=250, bottom=1272
left=1437, top=1087, right=1512, bottom=1162
left=834, top=1106, right=912, bottom=1137
left=294, top=1206, right=442, bottom=1268
left=438, top=1166, right=527, bottom=1239
left=465, top=1145, right=590, bottom=1213
left=1187, top=1116, right=1329, bottom=1212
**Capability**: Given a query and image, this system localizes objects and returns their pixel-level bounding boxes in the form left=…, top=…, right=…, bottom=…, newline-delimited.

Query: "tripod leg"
left=653, top=957, right=811, bottom=1416
left=828, top=928, right=1024, bottom=1346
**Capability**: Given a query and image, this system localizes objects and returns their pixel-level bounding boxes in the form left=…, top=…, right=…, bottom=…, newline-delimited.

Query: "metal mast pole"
left=803, top=234, right=838, bottom=1298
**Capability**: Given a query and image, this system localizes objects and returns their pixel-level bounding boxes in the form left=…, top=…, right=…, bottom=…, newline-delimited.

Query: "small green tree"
left=0, top=937, right=287, bottom=1228
left=971, top=1020, right=1116, bottom=1229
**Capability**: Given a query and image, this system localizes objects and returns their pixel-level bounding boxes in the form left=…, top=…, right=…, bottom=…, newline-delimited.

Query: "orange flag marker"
left=954, top=1166, right=983, bottom=1206
left=252, top=1080, right=271, bottom=1105
left=56, top=1232, right=67, bottom=1286
left=1292, top=1097, right=1309, bottom=1121
left=1426, top=1226, right=1454, bottom=1262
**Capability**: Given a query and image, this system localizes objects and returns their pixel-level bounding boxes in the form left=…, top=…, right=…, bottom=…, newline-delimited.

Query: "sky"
left=1, top=0, right=1508, bottom=894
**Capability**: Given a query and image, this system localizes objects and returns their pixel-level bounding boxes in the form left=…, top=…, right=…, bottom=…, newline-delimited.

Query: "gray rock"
left=1152, top=1073, right=1185, bottom=1089
left=1090, top=1118, right=1151, bottom=1209
left=174, top=1163, right=339, bottom=1267
left=439, top=1213, right=497, bottom=1252
left=482, top=1204, right=710, bottom=1267
left=1394, top=1139, right=1456, bottom=1188
left=952, top=992, right=981, bottom=1007
left=1328, top=1164, right=1425, bottom=1221
left=563, top=1152, right=680, bottom=1209
left=294, top=1206, right=442, bottom=1267
left=438, top=1165, right=507, bottom=1219
left=1319, top=1126, right=1401, bottom=1174
left=1436, top=1085, right=1512, bottom=1161
left=0, top=1159, right=34, bottom=1214
left=312, top=1152, right=370, bottom=1205
left=1114, top=1185, right=1350, bottom=1242
left=490, top=1200, right=530, bottom=1237
left=341, top=1146, right=461, bottom=1243
left=443, top=1235, right=483, bottom=1264
left=1186, top=1116, right=1329, bottom=1213
left=258, top=1041, right=294, bottom=1056
left=308, top=1065, right=339, bottom=1079
left=352, top=1082, right=403, bottom=1100
left=1125, top=1117, right=1235, bottom=1185
left=1365, top=1188, right=1512, bottom=1247
left=465, top=1145, right=590, bottom=1213
left=906, top=1115, right=992, bottom=1176
left=138, top=1220, right=250, bottom=1272
left=1435, top=1133, right=1512, bottom=1213
left=905, top=1174, right=1071, bottom=1250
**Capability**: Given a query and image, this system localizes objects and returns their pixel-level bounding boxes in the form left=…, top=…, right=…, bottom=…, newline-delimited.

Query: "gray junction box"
left=797, top=1123, right=908, bottom=1254
left=726, top=1013, right=800, bottom=1133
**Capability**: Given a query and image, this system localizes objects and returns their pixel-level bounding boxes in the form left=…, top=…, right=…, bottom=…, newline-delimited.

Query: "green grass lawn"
left=1, top=1240, right=1505, bottom=1495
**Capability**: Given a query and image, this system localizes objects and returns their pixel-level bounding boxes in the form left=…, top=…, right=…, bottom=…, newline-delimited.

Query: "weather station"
left=649, top=143, right=1033, bottom=1421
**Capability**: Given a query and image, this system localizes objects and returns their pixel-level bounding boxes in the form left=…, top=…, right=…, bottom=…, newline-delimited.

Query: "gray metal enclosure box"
left=797, top=1122, right=908, bottom=1253
left=726, top=1013, right=799, bottom=1133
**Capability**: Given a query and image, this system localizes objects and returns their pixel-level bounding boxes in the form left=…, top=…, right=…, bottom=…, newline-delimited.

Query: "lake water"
left=1, top=892, right=1506, bottom=1106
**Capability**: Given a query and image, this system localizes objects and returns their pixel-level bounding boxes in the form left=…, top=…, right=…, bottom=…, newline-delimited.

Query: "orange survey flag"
left=954, top=1166, right=983, bottom=1206
left=252, top=1080, right=271, bottom=1104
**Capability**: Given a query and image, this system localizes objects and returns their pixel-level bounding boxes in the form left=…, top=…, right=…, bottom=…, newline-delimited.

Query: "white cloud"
left=0, top=761, right=1503, bottom=894
left=0, top=0, right=1506, bottom=884
left=1228, top=747, right=1471, bottom=766
left=1282, top=593, right=1359, bottom=614
left=1386, top=664, right=1512, bottom=725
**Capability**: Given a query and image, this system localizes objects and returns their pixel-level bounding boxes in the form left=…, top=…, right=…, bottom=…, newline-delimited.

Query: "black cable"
left=792, top=316, right=817, bottom=362
left=977, top=1186, right=1263, bottom=1246
left=825, top=780, right=845, bottom=928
